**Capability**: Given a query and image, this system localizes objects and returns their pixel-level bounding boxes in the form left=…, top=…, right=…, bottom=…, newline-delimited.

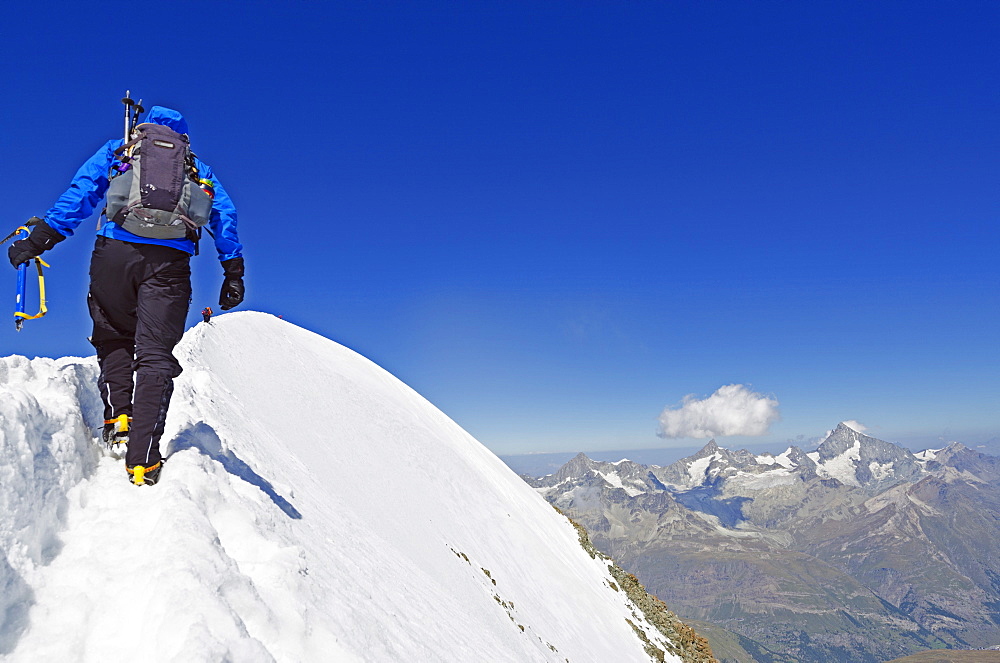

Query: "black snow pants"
left=88, top=237, right=191, bottom=468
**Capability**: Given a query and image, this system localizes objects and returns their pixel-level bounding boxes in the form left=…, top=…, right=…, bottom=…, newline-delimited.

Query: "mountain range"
left=525, top=423, right=1000, bottom=663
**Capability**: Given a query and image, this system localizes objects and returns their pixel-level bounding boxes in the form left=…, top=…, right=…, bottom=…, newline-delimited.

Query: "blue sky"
left=1, top=1, right=997, bottom=455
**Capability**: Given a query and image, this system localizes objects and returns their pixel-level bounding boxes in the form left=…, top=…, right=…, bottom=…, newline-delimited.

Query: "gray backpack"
left=105, top=123, right=213, bottom=240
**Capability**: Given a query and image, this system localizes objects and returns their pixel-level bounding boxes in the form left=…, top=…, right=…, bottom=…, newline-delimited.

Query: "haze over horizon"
left=2, top=1, right=996, bottom=455
left=500, top=420, right=1000, bottom=479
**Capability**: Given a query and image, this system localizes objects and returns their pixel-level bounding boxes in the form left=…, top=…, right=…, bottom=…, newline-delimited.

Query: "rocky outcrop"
left=562, top=511, right=717, bottom=663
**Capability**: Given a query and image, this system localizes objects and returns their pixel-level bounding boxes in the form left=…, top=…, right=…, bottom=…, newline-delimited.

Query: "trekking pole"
left=2, top=218, right=49, bottom=331
left=131, top=98, right=144, bottom=134
left=122, top=91, right=135, bottom=142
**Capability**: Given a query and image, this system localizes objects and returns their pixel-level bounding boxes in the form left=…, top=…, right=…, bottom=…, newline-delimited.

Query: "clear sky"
left=1, top=1, right=996, bottom=455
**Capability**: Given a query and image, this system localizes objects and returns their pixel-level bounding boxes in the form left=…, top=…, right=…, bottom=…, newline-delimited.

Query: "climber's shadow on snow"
left=169, top=422, right=302, bottom=519
left=0, top=555, right=33, bottom=655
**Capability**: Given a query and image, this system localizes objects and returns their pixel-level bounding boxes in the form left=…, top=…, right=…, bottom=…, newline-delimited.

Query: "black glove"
left=8, top=219, right=65, bottom=268
left=219, top=257, right=245, bottom=310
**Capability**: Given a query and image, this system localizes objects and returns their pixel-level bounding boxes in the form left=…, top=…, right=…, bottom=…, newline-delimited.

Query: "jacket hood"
left=143, top=106, right=189, bottom=135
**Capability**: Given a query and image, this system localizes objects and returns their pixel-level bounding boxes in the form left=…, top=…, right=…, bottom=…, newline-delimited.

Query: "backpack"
left=105, top=123, right=213, bottom=240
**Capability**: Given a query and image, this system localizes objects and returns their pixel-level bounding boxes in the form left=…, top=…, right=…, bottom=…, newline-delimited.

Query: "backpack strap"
left=113, top=130, right=145, bottom=156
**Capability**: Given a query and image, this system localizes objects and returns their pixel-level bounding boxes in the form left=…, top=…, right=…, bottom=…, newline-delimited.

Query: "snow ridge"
left=0, top=312, right=682, bottom=662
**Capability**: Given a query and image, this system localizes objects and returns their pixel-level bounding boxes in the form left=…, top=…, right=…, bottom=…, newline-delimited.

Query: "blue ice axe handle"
left=14, top=227, right=28, bottom=325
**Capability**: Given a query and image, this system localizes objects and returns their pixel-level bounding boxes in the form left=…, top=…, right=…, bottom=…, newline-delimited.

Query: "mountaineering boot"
left=102, top=414, right=131, bottom=449
left=126, top=460, right=163, bottom=486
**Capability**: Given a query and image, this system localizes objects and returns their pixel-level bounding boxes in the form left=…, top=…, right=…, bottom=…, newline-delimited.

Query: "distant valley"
left=520, top=423, right=1000, bottom=663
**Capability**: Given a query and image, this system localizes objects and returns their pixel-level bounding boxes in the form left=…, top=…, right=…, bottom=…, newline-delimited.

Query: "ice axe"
left=1, top=217, right=50, bottom=331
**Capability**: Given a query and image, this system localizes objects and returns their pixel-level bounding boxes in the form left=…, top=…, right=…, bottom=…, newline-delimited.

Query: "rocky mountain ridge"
left=525, top=423, right=1000, bottom=663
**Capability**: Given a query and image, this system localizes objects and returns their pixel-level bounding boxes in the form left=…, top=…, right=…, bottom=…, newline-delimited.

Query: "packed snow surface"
left=0, top=312, right=679, bottom=662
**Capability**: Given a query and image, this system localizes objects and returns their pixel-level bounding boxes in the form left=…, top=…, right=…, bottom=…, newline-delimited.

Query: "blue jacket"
left=44, top=106, right=242, bottom=261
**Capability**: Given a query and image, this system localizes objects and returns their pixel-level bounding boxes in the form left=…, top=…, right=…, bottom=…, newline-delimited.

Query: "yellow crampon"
left=127, top=461, right=161, bottom=486
left=108, top=414, right=130, bottom=435
left=104, top=414, right=132, bottom=448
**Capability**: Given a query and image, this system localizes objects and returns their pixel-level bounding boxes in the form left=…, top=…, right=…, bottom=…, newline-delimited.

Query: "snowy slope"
left=0, top=312, right=685, bottom=662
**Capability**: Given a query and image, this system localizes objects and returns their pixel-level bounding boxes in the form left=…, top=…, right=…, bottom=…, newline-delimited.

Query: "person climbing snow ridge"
left=7, top=96, right=245, bottom=486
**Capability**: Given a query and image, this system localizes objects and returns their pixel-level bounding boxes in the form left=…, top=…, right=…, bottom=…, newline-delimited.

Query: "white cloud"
left=657, top=384, right=780, bottom=439
left=842, top=420, right=867, bottom=433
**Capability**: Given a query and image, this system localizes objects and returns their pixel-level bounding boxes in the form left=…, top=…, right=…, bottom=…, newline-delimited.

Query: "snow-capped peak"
left=807, top=423, right=925, bottom=489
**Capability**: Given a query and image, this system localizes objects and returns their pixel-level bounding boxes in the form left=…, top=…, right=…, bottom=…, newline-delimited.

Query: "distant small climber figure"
left=202, top=306, right=213, bottom=323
